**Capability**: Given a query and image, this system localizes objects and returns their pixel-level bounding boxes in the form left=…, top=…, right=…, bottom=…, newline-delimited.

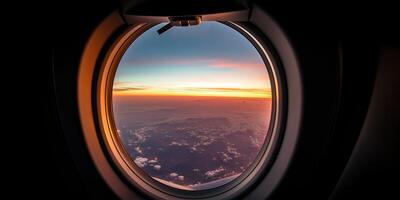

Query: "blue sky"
left=114, top=22, right=271, bottom=98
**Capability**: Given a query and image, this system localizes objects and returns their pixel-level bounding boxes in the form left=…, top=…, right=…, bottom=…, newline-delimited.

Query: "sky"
left=113, top=22, right=271, bottom=98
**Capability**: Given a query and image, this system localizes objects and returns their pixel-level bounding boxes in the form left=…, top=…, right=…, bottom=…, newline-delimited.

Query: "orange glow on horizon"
left=112, top=22, right=274, bottom=100
left=112, top=88, right=272, bottom=99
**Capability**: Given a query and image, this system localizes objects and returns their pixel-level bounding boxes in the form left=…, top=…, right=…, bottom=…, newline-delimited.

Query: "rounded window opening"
left=101, top=21, right=281, bottom=196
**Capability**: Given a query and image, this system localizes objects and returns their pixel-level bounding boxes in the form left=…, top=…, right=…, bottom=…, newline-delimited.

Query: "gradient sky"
left=113, top=22, right=271, bottom=98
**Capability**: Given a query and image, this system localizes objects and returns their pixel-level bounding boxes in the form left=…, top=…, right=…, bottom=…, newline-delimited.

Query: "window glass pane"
left=112, top=22, right=272, bottom=190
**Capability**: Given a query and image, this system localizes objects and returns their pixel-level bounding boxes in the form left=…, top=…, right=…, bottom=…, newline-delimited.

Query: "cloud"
left=112, top=75, right=271, bottom=98
left=134, top=147, right=143, bottom=154
left=220, top=152, right=233, bottom=162
left=208, top=59, right=265, bottom=69
left=153, top=165, right=161, bottom=170
left=121, top=57, right=264, bottom=70
left=185, top=87, right=269, bottom=94
left=205, top=167, right=225, bottom=177
left=170, top=173, right=178, bottom=178
left=148, top=159, right=158, bottom=164
left=113, top=85, right=268, bottom=94
left=113, top=82, right=149, bottom=92
left=113, top=87, right=147, bottom=92
left=134, top=157, right=148, bottom=168
left=169, top=141, right=189, bottom=146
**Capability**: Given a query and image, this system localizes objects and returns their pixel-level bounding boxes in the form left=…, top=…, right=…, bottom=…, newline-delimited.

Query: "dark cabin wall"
left=43, top=0, right=120, bottom=199
left=36, top=1, right=400, bottom=199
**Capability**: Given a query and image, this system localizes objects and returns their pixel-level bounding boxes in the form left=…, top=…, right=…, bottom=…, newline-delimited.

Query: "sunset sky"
left=113, top=22, right=271, bottom=98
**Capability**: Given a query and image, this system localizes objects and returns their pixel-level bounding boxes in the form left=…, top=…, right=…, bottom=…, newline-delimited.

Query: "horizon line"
left=112, top=93, right=272, bottom=99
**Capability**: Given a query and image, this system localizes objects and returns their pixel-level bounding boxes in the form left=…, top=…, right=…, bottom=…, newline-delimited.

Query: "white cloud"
left=169, top=141, right=189, bottom=146
left=134, top=157, right=148, bottom=168
left=205, top=167, right=225, bottom=177
left=221, top=153, right=232, bottom=162
left=148, top=159, right=158, bottom=164
left=170, top=173, right=178, bottom=178
left=135, top=147, right=143, bottom=154
left=153, top=165, right=161, bottom=170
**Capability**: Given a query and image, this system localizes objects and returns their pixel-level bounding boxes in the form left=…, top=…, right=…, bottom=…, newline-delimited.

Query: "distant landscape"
left=112, top=21, right=273, bottom=190
left=113, top=95, right=271, bottom=190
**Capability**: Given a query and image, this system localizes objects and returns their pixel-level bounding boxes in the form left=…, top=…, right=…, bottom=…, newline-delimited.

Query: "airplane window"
left=109, top=22, right=278, bottom=191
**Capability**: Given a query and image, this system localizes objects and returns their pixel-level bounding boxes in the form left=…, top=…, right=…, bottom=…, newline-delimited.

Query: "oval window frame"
left=95, top=21, right=285, bottom=199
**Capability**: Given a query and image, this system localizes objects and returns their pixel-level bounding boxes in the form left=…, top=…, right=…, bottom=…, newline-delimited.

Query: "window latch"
left=157, top=16, right=202, bottom=35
